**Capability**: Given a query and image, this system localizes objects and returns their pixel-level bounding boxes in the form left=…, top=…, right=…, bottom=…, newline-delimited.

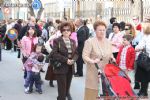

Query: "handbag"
left=50, top=59, right=62, bottom=69
left=137, top=47, right=150, bottom=71
left=49, top=41, right=61, bottom=69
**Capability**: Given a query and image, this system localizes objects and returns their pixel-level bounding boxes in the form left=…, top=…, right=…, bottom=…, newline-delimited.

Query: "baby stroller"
left=95, top=63, right=137, bottom=100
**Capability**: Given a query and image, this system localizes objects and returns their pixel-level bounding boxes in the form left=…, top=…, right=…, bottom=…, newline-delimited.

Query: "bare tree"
left=27, top=0, right=44, bottom=19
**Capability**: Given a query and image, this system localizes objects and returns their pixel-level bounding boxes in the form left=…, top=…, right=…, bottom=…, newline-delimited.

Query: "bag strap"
left=143, top=40, right=147, bottom=53
left=111, top=33, right=115, bottom=41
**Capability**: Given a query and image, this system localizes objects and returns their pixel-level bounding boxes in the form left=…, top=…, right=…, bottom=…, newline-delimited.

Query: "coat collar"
left=58, top=36, right=75, bottom=52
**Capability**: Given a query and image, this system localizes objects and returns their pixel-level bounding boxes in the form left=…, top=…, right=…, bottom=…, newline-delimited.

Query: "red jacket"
left=116, top=45, right=135, bottom=70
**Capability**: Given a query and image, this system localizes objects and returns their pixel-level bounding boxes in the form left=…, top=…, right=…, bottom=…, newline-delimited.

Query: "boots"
left=49, top=80, right=54, bottom=87
left=134, top=81, right=140, bottom=89
left=66, top=93, right=72, bottom=100
left=137, top=82, right=148, bottom=97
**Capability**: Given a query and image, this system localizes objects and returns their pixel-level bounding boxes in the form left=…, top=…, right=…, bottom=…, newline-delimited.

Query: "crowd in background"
left=0, top=15, right=150, bottom=100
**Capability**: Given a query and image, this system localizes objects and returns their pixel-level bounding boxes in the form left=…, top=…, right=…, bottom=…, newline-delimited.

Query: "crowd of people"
left=0, top=15, right=150, bottom=100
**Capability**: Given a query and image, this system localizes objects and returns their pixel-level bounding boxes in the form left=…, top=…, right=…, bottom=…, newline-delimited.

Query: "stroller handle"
left=95, top=63, right=102, bottom=74
left=95, top=63, right=99, bottom=69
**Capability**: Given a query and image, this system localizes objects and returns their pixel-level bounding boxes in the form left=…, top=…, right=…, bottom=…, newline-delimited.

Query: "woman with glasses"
left=124, top=23, right=136, bottom=37
left=82, top=21, right=114, bottom=100
left=135, top=22, right=150, bottom=97
left=50, top=21, right=78, bottom=100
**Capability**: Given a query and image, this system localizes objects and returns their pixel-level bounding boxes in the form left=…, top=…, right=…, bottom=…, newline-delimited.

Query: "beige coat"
left=82, top=37, right=113, bottom=91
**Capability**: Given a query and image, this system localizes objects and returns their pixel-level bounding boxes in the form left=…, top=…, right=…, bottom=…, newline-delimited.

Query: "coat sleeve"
left=77, top=29, right=87, bottom=43
left=51, top=39, right=68, bottom=63
left=71, top=40, right=78, bottom=62
left=116, top=48, right=122, bottom=65
left=135, top=36, right=146, bottom=50
left=128, top=48, right=135, bottom=70
left=82, top=39, right=94, bottom=64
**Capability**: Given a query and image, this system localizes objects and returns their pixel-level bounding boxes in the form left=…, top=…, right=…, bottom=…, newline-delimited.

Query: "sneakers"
left=25, top=87, right=42, bottom=94
left=36, top=89, right=42, bottom=94
left=24, top=87, right=32, bottom=94
left=137, top=92, right=148, bottom=98
left=134, top=82, right=140, bottom=89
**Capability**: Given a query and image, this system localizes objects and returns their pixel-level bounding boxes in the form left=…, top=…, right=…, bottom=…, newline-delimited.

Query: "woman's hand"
left=67, top=59, right=73, bottom=65
left=90, top=58, right=100, bottom=64
left=111, top=57, right=116, bottom=63
left=94, top=58, right=100, bottom=63
left=111, top=42, right=116, bottom=46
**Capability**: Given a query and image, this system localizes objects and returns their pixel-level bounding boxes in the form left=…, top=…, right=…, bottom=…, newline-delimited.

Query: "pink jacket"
left=108, top=32, right=123, bottom=53
left=21, top=36, right=38, bottom=57
left=70, top=32, right=78, bottom=47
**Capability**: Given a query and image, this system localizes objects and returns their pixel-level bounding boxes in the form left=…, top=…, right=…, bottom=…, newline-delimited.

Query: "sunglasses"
left=62, top=29, right=71, bottom=32
left=125, top=28, right=130, bottom=30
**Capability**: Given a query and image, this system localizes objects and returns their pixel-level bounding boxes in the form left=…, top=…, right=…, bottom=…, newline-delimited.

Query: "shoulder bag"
left=49, top=41, right=62, bottom=69
left=137, top=45, right=150, bottom=71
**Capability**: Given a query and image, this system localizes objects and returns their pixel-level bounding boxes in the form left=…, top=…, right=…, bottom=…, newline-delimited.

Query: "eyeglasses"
left=62, top=29, right=71, bottom=32
left=96, top=30, right=106, bottom=32
left=125, top=28, right=130, bottom=30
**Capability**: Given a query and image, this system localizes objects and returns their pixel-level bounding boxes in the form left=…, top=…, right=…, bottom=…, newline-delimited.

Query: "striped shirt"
left=119, top=45, right=130, bottom=70
left=63, top=39, right=72, bottom=58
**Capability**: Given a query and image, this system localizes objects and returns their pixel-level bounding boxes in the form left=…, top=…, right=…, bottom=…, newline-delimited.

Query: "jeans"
left=24, top=71, right=32, bottom=88
left=29, top=72, right=42, bottom=92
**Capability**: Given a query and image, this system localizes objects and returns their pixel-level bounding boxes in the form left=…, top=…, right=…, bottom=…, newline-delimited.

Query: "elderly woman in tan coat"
left=82, top=21, right=114, bottom=100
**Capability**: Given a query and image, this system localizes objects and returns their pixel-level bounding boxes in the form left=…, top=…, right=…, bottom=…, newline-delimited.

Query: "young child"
left=24, top=44, right=45, bottom=94
left=116, top=34, right=135, bottom=81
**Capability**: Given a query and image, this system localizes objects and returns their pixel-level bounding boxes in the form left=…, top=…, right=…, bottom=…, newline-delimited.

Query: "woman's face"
left=113, top=26, right=120, bottom=33
left=28, top=27, right=35, bottom=36
left=62, top=26, right=71, bottom=38
left=95, top=25, right=106, bottom=39
left=125, top=26, right=131, bottom=34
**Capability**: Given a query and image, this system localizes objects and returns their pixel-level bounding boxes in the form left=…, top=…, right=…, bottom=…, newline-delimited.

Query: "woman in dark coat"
left=50, top=21, right=78, bottom=100
left=135, top=22, right=150, bottom=97
left=14, top=19, right=23, bottom=56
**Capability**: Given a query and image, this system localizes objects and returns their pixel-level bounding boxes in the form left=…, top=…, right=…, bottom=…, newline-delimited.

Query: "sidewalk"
left=0, top=50, right=149, bottom=100
left=0, top=50, right=85, bottom=100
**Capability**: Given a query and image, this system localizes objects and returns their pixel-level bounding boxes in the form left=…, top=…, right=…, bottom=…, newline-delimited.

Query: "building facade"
left=0, top=0, right=28, bottom=20
left=43, top=0, right=73, bottom=20
left=43, top=0, right=150, bottom=23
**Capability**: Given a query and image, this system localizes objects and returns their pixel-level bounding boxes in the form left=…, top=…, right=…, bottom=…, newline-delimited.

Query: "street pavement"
left=0, top=50, right=150, bottom=100
left=0, top=50, right=85, bottom=100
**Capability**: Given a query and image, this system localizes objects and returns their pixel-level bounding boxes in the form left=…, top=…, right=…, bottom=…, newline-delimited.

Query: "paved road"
left=0, top=50, right=150, bottom=100
left=0, top=50, right=85, bottom=100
